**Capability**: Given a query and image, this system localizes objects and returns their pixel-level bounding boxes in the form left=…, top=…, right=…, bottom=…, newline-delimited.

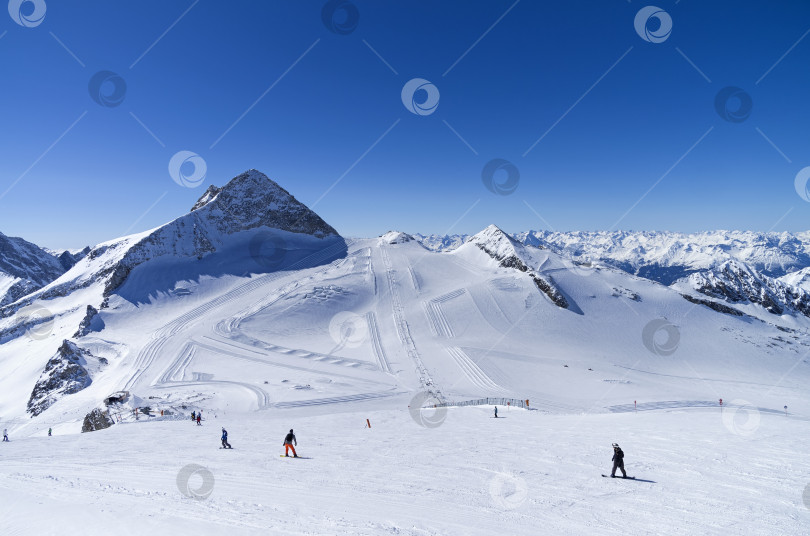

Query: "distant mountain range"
left=414, top=230, right=810, bottom=283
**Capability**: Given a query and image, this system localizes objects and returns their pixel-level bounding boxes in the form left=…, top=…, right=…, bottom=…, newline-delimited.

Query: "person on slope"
left=2, top=429, right=8, bottom=442
left=191, top=411, right=196, bottom=422
left=196, top=414, right=202, bottom=426
left=48, top=428, right=52, bottom=437
left=611, top=443, right=627, bottom=478
left=283, top=429, right=298, bottom=457
left=221, top=428, right=232, bottom=449
left=494, top=406, right=498, bottom=418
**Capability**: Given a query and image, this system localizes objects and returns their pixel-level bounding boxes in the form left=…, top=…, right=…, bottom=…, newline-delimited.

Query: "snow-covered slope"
left=1, top=405, right=808, bottom=535
left=2, top=178, right=810, bottom=534
left=779, top=266, right=810, bottom=292
left=0, top=169, right=348, bottom=421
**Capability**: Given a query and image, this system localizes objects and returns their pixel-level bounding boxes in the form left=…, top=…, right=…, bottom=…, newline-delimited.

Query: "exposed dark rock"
left=73, top=305, right=105, bottom=338
left=57, top=247, right=90, bottom=271
left=27, top=340, right=93, bottom=416
left=680, top=294, right=745, bottom=316
left=82, top=408, right=114, bottom=433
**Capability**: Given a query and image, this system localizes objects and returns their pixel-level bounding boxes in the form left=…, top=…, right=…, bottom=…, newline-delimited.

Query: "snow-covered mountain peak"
left=380, top=231, right=415, bottom=244
left=187, top=169, right=339, bottom=239
left=460, top=225, right=569, bottom=309
left=467, top=224, right=526, bottom=260
left=0, top=170, right=345, bottom=318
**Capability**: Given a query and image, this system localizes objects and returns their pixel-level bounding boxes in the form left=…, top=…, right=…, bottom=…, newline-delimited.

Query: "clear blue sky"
left=2, top=0, right=810, bottom=250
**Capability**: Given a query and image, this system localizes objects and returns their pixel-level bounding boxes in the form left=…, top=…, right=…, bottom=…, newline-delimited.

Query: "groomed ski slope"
left=0, top=404, right=807, bottom=535
left=2, top=232, right=810, bottom=534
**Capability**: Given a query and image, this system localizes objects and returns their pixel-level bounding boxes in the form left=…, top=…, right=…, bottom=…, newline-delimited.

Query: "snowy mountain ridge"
left=677, top=260, right=810, bottom=317
left=0, top=231, right=71, bottom=306
left=0, top=170, right=344, bottom=318
left=415, top=229, right=810, bottom=285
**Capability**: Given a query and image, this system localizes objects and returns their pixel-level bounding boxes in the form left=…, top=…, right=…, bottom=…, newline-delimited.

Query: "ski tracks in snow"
left=380, top=245, right=437, bottom=392
left=365, top=311, right=392, bottom=374
left=124, top=240, right=350, bottom=396
left=422, top=288, right=465, bottom=339
left=445, top=346, right=502, bottom=393
left=419, top=288, right=505, bottom=394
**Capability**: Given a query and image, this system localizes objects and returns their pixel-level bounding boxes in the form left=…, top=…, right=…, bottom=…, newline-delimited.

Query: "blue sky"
left=2, top=0, right=810, bottom=249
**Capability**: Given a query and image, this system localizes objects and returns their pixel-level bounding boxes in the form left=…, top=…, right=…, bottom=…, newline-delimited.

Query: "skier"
left=2, top=429, right=8, bottom=442
left=221, top=428, right=232, bottom=449
left=196, top=414, right=202, bottom=426
left=48, top=428, right=52, bottom=437
left=494, top=406, right=498, bottom=418
left=191, top=411, right=196, bottom=422
left=283, top=429, right=298, bottom=457
left=611, top=443, right=627, bottom=478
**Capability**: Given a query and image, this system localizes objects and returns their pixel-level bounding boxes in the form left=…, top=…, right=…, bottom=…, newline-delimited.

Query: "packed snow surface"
left=0, top=406, right=808, bottom=535
left=1, top=231, right=808, bottom=534
left=1, top=168, right=809, bottom=535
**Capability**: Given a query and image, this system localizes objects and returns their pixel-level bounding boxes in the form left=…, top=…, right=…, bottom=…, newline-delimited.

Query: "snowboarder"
left=221, top=428, right=232, bottom=449
left=2, top=429, right=8, bottom=442
left=283, top=429, right=298, bottom=457
left=48, top=428, right=52, bottom=437
left=191, top=411, right=196, bottom=422
left=611, top=443, right=627, bottom=478
left=494, top=406, right=498, bottom=418
left=196, top=414, right=202, bottom=426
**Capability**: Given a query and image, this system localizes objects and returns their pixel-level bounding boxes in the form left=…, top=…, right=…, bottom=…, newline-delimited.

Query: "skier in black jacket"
left=283, top=429, right=298, bottom=457
left=611, top=443, right=627, bottom=478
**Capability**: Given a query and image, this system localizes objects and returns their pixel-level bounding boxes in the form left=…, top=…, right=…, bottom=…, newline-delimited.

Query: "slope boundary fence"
left=437, top=397, right=529, bottom=409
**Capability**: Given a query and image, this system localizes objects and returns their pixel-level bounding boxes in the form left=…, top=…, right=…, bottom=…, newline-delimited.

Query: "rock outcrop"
left=27, top=340, right=93, bottom=416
